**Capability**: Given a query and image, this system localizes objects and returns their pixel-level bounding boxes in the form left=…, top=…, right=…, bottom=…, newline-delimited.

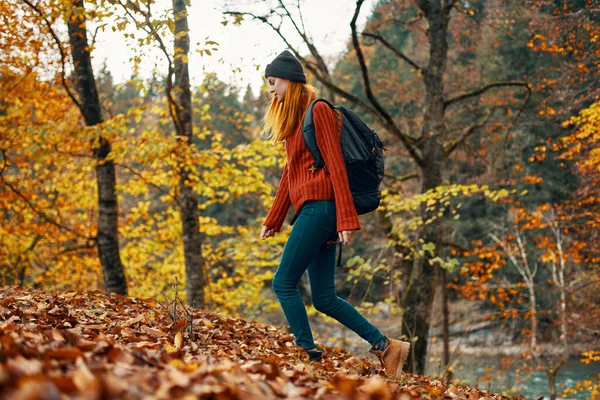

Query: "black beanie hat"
left=264, top=50, right=307, bottom=84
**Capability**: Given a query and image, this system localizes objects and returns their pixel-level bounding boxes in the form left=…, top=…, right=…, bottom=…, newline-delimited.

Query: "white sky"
left=90, top=0, right=378, bottom=95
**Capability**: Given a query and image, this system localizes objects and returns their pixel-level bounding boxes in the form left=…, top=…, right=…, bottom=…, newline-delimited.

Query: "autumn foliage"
left=1, top=0, right=600, bottom=397
left=0, top=286, right=520, bottom=399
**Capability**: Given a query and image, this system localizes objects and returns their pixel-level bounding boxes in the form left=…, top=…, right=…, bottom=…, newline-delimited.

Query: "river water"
left=428, top=356, right=600, bottom=399
left=296, top=313, right=600, bottom=399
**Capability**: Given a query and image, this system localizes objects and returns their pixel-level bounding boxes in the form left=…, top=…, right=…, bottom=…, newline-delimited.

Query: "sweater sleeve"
left=313, top=101, right=361, bottom=232
left=264, top=163, right=292, bottom=232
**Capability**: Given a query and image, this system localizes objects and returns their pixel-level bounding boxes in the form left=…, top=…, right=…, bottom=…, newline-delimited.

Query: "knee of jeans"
left=313, top=294, right=338, bottom=315
left=272, top=273, right=291, bottom=298
left=272, top=274, right=283, bottom=296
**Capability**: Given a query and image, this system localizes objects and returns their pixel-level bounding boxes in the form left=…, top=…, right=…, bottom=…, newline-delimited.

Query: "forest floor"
left=256, top=291, right=599, bottom=398
left=0, top=286, right=519, bottom=400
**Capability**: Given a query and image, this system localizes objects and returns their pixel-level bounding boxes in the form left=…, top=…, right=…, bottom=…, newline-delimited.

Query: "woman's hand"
left=261, top=225, right=276, bottom=240
left=338, top=230, right=355, bottom=246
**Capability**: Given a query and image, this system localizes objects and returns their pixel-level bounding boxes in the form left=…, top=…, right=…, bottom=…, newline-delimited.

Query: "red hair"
left=262, top=82, right=318, bottom=142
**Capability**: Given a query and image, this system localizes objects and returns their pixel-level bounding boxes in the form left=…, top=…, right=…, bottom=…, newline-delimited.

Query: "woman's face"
left=267, top=77, right=290, bottom=102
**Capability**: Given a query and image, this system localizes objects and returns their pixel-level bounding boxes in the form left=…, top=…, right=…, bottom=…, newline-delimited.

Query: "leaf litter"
left=0, top=286, right=519, bottom=399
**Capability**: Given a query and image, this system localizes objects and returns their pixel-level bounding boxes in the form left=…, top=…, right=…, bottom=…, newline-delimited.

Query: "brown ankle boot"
left=369, top=338, right=410, bottom=378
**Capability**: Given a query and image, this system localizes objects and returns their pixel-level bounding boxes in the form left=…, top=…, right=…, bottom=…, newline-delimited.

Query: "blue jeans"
left=272, top=200, right=386, bottom=350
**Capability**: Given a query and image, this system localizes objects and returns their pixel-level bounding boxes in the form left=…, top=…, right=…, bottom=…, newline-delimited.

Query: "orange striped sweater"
left=263, top=101, right=360, bottom=232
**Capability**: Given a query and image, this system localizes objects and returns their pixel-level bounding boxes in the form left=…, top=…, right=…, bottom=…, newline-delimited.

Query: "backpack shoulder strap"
left=302, top=98, right=335, bottom=169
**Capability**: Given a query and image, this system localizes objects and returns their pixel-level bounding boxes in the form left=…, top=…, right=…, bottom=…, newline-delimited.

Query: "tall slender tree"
left=113, top=0, right=208, bottom=306
left=172, top=0, right=207, bottom=306
left=66, top=0, right=127, bottom=295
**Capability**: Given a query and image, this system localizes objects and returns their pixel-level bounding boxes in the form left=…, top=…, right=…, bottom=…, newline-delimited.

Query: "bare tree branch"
left=224, top=10, right=378, bottom=112
left=368, top=15, right=423, bottom=31
left=52, top=141, right=94, bottom=159
left=90, top=23, right=105, bottom=47
left=503, top=84, right=532, bottom=148
left=296, top=0, right=307, bottom=35
left=226, top=5, right=423, bottom=166
left=444, top=109, right=492, bottom=157
left=57, top=242, right=96, bottom=255
left=451, top=3, right=482, bottom=25
left=490, top=231, right=534, bottom=289
left=277, top=0, right=329, bottom=78
left=350, top=0, right=389, bottom=120
left=550, top=8, right=600, bottom=18
left=385, top=171, right=418, bottom=184
left=444, top=81, right=531, bottom=110
left=350, top=0, right=423, bottom=166
left=442, top=240, right=469, bottom=252
left=21, top=0, right=82, bottom=112
left=363, top=32, right=423, bottom=73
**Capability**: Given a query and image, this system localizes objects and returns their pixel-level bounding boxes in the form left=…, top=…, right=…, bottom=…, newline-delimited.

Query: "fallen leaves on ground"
left=0, top=286, right=518, bottom=399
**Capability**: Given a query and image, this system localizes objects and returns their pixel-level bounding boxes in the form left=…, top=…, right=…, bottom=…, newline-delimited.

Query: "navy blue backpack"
left=302, top=99, right=386, bottom=215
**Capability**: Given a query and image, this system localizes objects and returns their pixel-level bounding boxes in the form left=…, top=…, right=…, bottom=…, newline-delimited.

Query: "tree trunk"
left=401, top=2, right=449, bottom=374
left=547, top=366, right=558, bottom=400
left=559, top=282, right=567, bottom=347
left=529, top=286, right=537, bottom=349
left=555, top=232, right=568, bottom=350
left=442, top=268, right=451, bottom=382
left=172, top=0, right=206, bottom=307
left=67, top=0, right=127, bottom=295
left=548, top=372, right=557, bottom=400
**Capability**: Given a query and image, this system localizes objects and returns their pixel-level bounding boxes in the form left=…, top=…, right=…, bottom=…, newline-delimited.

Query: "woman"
left=259, top=50, right=410, bottom=378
